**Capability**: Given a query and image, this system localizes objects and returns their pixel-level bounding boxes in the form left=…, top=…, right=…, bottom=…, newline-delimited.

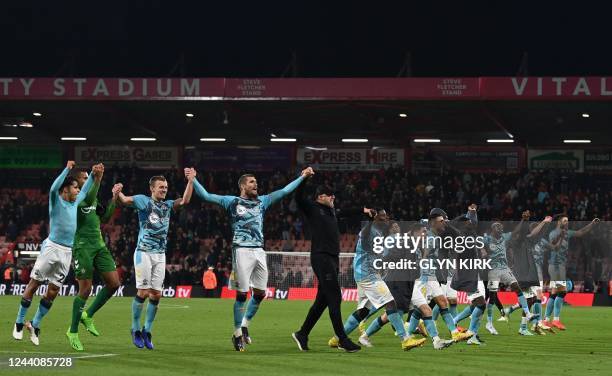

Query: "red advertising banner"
left=0, top=78, right=225, bottom=100
left=176, top=285, right=193, bottom=298
left=496, top=292, right=594, bottom=307
left=221, top=287, right=595, bottom=306
left=0, top=77, right=479, bottom=100
left=224, top=78, right=479, bottom=99
left=3, top=76, right=612, bottom=101
left=287, top=288, right=318, bottom=300
left=481, top=77, right=612, bottom=100
left=220, top=287, right=276, bottom=299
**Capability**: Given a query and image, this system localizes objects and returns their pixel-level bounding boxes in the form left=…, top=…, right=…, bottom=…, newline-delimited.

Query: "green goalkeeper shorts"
left=73, top=244, right=117, bottom=280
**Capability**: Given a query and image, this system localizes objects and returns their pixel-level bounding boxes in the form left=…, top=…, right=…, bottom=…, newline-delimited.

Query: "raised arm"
left=574, top=218, right=600, bottom=238
left=49, top=161, right=73, bottom=206
left=83, top=165, right=104, bottom=206
left=173, top=168, right=196, bottom=210
left=527, top=215, right=553, bottom=238
left=265, top=168, right=313, bottom=207
left=337, top=207, right=376, bottom=218
left=100, top=184, right=121, bottom=223
left=75, top=164, right=101, bottom=205
left=190, top=170, right=235, bottom=208
left=510, top=210, right=531, bottom=240
left=295, top=175, right=314, bottom=213
left=465, top=204, right=478, bottom=225
left=114, top=183, right=134, bottom=206
left=84, top=181, right=101, bottom=206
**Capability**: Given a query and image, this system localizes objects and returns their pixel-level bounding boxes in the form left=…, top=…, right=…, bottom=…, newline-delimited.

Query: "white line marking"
left=160, top=304, right=190, bottom=309
left=73, top=353, right=118, bottom=360
left=0, top=350, right=118, bottom=358
left=0, top=352, right=118, bottom=365
left=0, top=350, right=87, bottom=354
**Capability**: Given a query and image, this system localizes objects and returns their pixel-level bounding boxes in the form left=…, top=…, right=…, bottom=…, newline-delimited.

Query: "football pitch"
left=1, top=296, right=611, bottom=375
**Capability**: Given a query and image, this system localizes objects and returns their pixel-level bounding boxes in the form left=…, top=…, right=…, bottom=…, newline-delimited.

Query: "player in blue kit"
left=12, top=161, right=99, bottom=346
left=501, top=225, right=554, bottom=332
left=329, top=210, right=430, bottom=351
left=116, top=169, right=195, bottom=349
left=359, top=221, right=452, bottom=350
left=415, top=208, right=474, bottom=343
left=483, top=215, right=538, bottom=336
left=191, top=167, right=312, bottom=351
left=543, top=214, right=599, bottom=330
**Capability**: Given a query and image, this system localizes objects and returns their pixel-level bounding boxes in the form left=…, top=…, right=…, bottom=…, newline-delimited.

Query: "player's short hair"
left=408, top=222, right=425, bottom=234
left=428, top=207, right=448, bottom=221
left=374, top=207, right=387, bottom=217
left=149, top=175, right=167, bottom=187
left=315, top=185, right=335, bottom=197
left=59, top=176, right=78, bottom=193
left=238, top=174, right=255, bottom=189
left=553, top=213, right=568, bottom=221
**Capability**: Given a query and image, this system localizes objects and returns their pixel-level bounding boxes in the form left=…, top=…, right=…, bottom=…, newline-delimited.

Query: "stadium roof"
left=1, top=77, right=611, bottom=147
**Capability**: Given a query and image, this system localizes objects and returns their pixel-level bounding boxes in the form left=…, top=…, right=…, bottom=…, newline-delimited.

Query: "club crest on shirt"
left=236, top=204, right=247, bottom=216
left=149, top=212, right=161, bottom=224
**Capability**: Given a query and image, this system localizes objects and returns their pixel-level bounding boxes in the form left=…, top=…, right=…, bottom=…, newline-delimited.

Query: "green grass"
left=1, top=296, right=611, bottom=375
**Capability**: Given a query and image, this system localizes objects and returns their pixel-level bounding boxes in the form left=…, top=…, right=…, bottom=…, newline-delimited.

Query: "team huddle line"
left=8, top=163, right=599, bottom=354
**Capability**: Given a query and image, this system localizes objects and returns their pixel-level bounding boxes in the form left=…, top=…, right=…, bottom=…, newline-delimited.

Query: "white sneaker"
left=26, top=322, right=39, bottom=346
left=433, top=337, right=454, bottom=350
left=485, top=322, right=499, bottom=335
left=497, top=314, right=509, bottom=322
left=12, top=323, right=24, bottom=340
left=358, top=333, right=373, bottom=348
left=538, top=321, right=551, bottom=330
left=526, top=312, right=536, bottom=322
left=467, top=335, right=485, bottom=346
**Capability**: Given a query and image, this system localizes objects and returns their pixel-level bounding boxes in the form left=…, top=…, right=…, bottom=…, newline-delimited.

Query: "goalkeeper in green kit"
left=65, top=166, right=122, bottom=351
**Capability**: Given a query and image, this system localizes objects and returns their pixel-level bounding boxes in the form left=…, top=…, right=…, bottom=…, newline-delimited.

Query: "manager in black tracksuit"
left=291, top=180, right=371, bottom=352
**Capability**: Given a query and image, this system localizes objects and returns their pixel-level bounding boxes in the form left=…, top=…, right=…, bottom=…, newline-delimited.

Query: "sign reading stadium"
left=297, top=148, right=405, bottom=171
left=3, top=76, right=612, bottom=100
left=0, top=78, right=223, bottom=99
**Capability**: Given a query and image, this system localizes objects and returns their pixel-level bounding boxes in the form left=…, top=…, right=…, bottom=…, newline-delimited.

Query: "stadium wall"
left=0, top=284, right=609, bottom=306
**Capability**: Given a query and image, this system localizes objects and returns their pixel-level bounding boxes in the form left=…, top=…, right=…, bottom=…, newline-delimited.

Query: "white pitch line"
left=160, top=304, right=190, bottom=309
left=73, top=353, right=118, bottom=360
left=0, top=350, right=89, bottom=354
left=0, top=353, right=118, bottom=366
left=0, top=350, right=118, bottom=358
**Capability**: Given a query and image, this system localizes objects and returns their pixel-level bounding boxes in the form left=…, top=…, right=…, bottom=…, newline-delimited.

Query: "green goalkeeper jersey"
left=75, top=182, right=116, bottom=248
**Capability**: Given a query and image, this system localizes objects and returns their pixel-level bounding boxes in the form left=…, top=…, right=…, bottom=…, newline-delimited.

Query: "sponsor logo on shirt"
left=81, top=205, right=96, bottom=214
